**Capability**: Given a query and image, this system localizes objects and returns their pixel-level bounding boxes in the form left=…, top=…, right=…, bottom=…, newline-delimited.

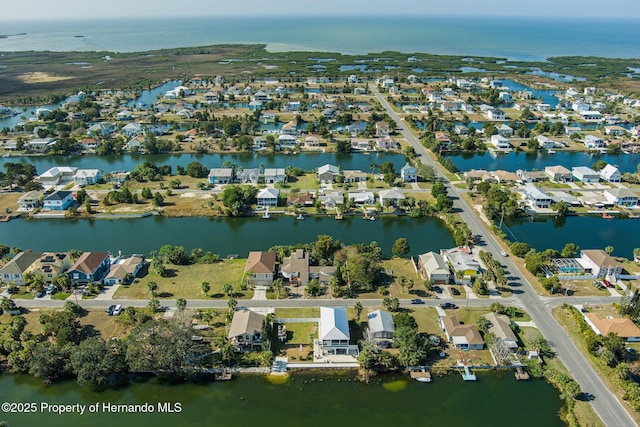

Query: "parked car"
left=45, top=285, right=57, bottom=295
left=602, top=279, right=613, bottom=288
left=433, top=286, right=443, bottom=294
left=500, top=251, right=508, bottom=257
left=410, top=298, right=425, bottom=304
left=112, top=305, right=123, bottom=316
left=36, top=290, right=46, bottom=298
left=450, top=287, right=460, bottom=296
left=439, top=302, right=457, bottom=310
left=106, top=305, right=116, bottom=316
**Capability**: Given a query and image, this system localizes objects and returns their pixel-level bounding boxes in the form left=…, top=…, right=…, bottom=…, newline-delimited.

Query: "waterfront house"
left=67, top=252, right=111, bottom=284
left=584, top=135, right=605, bottom=149
left=440, top=315, right=484, bottom=350
left=517, top=170, right=548, bottom=183
left=537, top=135, right=556, bottom=149
left=263, top=168, right=286, bottom=184
left=375, top=121, right=390, bottom=137
left=305, top=136, right=320, bottom=148
left=88, top=122, right=116, bottom=137
left=287, top=192, right=315, bottom=207
left=78, top=138, right=101, bottom=152
left=278, top=134, right=298, bottom=149
left=228, top=310, right=266, bottom=352
left=498, top=124, right=513, bottom=137
left=454, top=125, right=469, bottom=136
left=565, top=126, right=582, bottom=136
left=441, top=247, right=480, bottom=284
left=580, top=111, right=602, bottom=122
left=245, top=251, right=277, bottom=286
left=73, top=169, right=103, bottom=187
left=604, top=125, right=627, bottom=136
left=545, top=166, right=573, bottom=183
left=400, top=163, right=418, bottom=182
left=281, top=121, right=298, bottom=136
left=257, top=188, right=279, bottom=207
left=603, top=188, right=639, bottom=207
left=572, top=166, right=600, bottom=183
left=319, top=307, right=352, bottom=356
left=17, top=191, right=43, bottom=212
left=236, top=168, right=260, bottom=184
left=0, top=251, right=43, bottom=286
left=499, top=92, right=513, bottom=104
left=343, top=170, right=368, bottom=183
left=579, top=250, right=623, bottom=278
left=492, top=170, right=519, bottom=184
left=522, top=185, right=553, bottom=209
left=417, top=251, right=450, bottom=285
left=482, top=312, right=518, bottom=351
left=208, top=168, right=234, bottom=185
left=367, top=309, right=395, bottom=348
left=378, top=187, right=405, bottom=207
left=490, top=134, right=511, bottom=150
left=28, top=138, right=56, bottom=153
left=348, top=191, right=376, bottom=205
left=43, top=191, right=74, bottom=211
left=584, top=314, right=640, bottom=342
left=38, top=166, right=78, bottom=188
left=280, top=249, right=310, bottom=286
left=248, top=101, right=263, bottom=111
left=318, top=190, right=344, bottom=208
left=104, top=255, right=145, bottom=286
left=600, top=164, right=621, bottom=183
left=25, top=252, right=72, bottom=284
left=317, top=164, right=340, bottom=183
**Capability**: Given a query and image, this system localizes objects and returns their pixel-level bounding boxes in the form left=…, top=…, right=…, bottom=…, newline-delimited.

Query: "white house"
left=417, top=251, right=450, bottom=285
left=487, top=108, right=505, bottom=121
left=263, top=168, right=286, bottom=184
left=73, top=169, right=103, bottom=187
left=572, top=166, right=600, bottom=183
left=604, top=188, right=639, bottom=207
left=545, top=165, right=572, bottom=183
left=584, top=135, right=605, bottom=149
left=319, top=307, right=352, bottom=356
left=522, top=185, right=553, bottom=209
left=537, top=135, right=556, bottom=149
left=378, top=187, right=405, bottom=207
left=367, top=309, right=395, bottom=348
left=257, top=188, right=279, bottom=207
left=579, top=250, right=623, bottom=278
left=38, top=166, right=78, bottom=188
left=440, top=316, right=484, bottom=350
left=490, top=134, right=511, bottom=150
left=317, top=164, right=340, bottom=183
left=497, top=124, right=513, bottom=137
left=400, top=163, right=418, bottom=182
left=600, top=164, right=621, bottom=183
left=348, top=191, right=376, bottom=205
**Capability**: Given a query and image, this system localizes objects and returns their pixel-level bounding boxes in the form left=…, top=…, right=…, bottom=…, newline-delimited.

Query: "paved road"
left=369, top=84, right=635, bottom=427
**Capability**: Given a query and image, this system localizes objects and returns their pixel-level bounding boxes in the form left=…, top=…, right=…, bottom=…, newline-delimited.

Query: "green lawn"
left=114, top=259, right=251, bottom=299
left=287, top=173, right=318, bottom=190
left=274, top=308, right=319, bottom=318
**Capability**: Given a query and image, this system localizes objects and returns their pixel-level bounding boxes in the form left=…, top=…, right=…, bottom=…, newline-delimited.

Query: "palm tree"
left=176, top=298, right=187, bottom=311
left=354, top=301, right=363, bottom=322
left=222, top=283, right=233, bottom=297
left=147, top=281, right=158, bottom=297
left=605, top=246, right=615, bottom=256
left=201, top=281, right=210, bottom=296
left=227, top=297, right=237, bottom=312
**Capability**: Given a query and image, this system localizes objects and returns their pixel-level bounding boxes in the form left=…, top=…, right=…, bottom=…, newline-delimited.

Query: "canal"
left=502, top=215, right=640, bottom=258
left=1, top=215, right=455, bottom=258
left=0, top=372, right=564, bottom=427
left=1, top=152, right=408, bottom=175
left=445, top=151, right=640, bottom=173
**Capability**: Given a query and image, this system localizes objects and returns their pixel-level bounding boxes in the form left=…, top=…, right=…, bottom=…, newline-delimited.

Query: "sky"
left=3, top=0, right=640, bottom=21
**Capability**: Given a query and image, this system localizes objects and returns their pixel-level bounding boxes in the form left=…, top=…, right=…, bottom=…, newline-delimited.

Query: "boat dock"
left=409, top=367, right=432, bottom=382
left=514, top=365, right=530, bottom=381
left=457, top=350, right=477, bottom=381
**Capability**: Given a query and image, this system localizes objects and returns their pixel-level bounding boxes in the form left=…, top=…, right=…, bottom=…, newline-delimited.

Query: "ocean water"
left=0, top=15, right=639, bottom=60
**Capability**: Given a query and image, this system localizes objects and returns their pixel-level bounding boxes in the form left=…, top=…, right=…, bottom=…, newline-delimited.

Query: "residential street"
left=369, top=84, right=636, bottom=427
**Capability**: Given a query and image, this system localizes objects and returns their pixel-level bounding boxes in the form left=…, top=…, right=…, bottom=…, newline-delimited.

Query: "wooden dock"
left=215, top=368, right=232, bottom=381
left=0, top=216, right=11, bottom=222
left=514, top=365, right=530, bottom=381
left=409, top=369, right=432, bottom=382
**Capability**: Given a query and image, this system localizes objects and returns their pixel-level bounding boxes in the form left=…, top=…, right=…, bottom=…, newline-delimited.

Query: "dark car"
left=439, top=302, right=457, bottom=310
left=433, top=286, right=443, bottom=294
left=410, top=298, right=425, bottom=304
left=36, top=290, right=46, bottom=298
left=450, top=287, right=460, bottom=296
left=106, top=305, right=116, bottom=316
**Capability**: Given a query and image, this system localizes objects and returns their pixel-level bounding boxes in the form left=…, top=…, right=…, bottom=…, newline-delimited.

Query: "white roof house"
left=320, top=306, right=350, bottom=342
left=73, top=169, right=103, bottom=186
left=522, top=185, right=553, bottom=209
left=600, top=164, right=621, bottom=183
left=378, top=187, right=405, bottom=207
left=490, top=134, right=510, bottom=150
left=604, top=188, right=639, bottom=207
left=257, top=188, right=279, bottom=207
left=367, top=309, right=395, bottom=345
left=572, top=166, right=600, bottom=183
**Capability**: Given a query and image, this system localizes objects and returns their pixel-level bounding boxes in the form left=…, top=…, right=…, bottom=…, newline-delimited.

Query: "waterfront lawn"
left=79, top=309, right=131, bottom=340
left=286, top=173, right=318, bottom=190
left=409, top=307, right=442, bottom=335
left=271, top=321, right=317, bottom=361
left=552, top=305, right=640, bottom=426
left=113, top=259, right=250, bottom=299
left=0, top=192, right=20, bottom=215
left=357, top=258, right=423, bottom=299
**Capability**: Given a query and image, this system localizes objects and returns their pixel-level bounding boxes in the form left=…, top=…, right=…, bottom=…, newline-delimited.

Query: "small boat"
left=602, top=212, right=613, bottom=219
left=296, top=214, right=304, bottom=220
left=547, top=149, right=556, bottom=154
left=262, top=210, right=270, bottom=219
left=369, top=216, right=376, bottom=221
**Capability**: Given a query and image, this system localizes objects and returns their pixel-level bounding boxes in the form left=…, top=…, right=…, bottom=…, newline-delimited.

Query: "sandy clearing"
left=17, top=72, right=73, bottom=84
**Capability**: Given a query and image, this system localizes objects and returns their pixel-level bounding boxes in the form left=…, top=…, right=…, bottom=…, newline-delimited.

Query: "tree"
left=605, top=245, right=614, bottom=256
left=125, top=320, right=197, bottom=373
left=147, top=281, right=158, bottom=297
left=392, top=238, right=410, bottom=258
left=354, top=301, right=363, bottom=322
left=201, top=281, right=210, bottom=296
left=592, top=159, right=608, bottom=171
left=634, top=247, right=640, bottom=262
left=222, top=185, right=258, bottom=216
left=616, top=289, right=640, bottom=320
left=28, top=341, right=68, bottom=384
left=222, top=283, right=234, bottom=297
left=152, top=192, right=164, bottom=207
left=176, top=298, right=187, bottom=311
left=382, top=297, right=400, bottom=312
left=227, top=297, right=238, bottom=312
left=561, top=243, right=580, bottom=258
left=473, top=276, right=489, bottom=296
left=70, top=337, right=123, bottom=387
left=186, top=161, right=209, bottom=178
left=510, top=242, right=531, bottom=258
left=551, top=201, right=570, bottom=217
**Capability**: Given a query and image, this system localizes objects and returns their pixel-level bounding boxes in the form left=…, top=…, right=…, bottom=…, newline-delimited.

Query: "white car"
left=112, top=304, right=123, bottom=316
left=500, top=251, right=508, bottom=257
